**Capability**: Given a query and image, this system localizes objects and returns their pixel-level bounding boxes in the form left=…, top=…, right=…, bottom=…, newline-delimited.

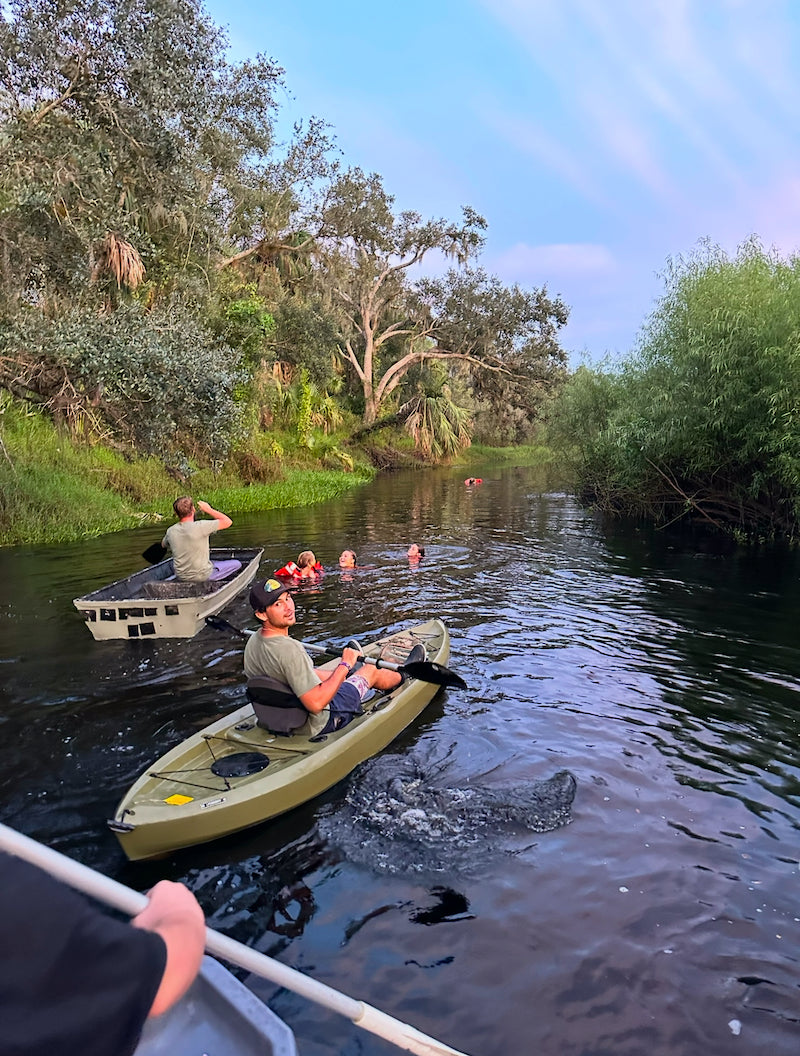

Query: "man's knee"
left=372, top=669, right=402, bottom=691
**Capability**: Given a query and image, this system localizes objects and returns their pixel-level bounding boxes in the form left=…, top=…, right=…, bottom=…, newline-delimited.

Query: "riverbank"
left=0, top=399, right=554, bottom=547
left=0, top=400, right=375, bottom=546
left=0, top=454, right=376, bottom=547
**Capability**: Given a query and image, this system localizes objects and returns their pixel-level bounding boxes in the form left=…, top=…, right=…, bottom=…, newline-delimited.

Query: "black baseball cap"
left=249, top=578, right=292, bottom=611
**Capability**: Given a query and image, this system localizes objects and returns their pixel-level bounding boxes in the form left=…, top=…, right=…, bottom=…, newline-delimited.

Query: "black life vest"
left=246, top=675, right=308, bottom=734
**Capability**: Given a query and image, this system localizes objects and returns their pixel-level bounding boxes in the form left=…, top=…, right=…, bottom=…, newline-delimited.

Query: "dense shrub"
left=549, top=241, right=800, bottom=541
left=1, top=304, right=244, bottom=457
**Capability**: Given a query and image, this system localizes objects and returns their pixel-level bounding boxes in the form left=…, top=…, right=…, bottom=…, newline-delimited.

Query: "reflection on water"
left=1, top=463, right=800, bottom=1055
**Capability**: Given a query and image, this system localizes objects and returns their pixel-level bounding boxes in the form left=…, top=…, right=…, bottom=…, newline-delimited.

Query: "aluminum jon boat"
left=109, top=620, right=451, bottom=860
left=135, top=955, right=297, bottom=1056
left=73, top=548, right=263, bottom=640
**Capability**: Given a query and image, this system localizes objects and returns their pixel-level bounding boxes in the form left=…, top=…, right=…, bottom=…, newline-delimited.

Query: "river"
left=1, top=464, right=799, bottom=1056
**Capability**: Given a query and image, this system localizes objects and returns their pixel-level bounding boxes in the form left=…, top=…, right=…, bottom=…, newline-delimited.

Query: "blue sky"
left=205, top=0, right=800, bottom=366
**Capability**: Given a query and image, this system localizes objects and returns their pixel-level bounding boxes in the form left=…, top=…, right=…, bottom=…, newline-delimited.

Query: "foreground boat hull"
left=74, top=548, right=263, bottom=640
left=135, top=955, right=297, bottom=1056
left=110, top=620, right=450, bottom=860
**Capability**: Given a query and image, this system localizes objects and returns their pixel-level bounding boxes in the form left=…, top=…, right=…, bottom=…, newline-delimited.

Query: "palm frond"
left=91, top=233, right=145, bottom=289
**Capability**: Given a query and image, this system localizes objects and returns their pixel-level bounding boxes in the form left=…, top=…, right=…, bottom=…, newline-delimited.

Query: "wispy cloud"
left=478, top=106, right=613, bottom=211
left=478, top=0, right=795, bottom=204
left=491, top=241, right=617, bottom=283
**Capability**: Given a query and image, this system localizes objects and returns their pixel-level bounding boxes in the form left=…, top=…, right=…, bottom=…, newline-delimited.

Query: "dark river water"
left=1, top=464, right=799, bottom=1056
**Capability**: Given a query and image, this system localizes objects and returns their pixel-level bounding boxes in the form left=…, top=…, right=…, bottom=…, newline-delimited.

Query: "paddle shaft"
left=302, top=638, right=410, bottom=676
left=0, top=823, right=470, bottom=1056
left=204, top=614, right=467, bottom=689
left=211, top=615, right=388, bottom=666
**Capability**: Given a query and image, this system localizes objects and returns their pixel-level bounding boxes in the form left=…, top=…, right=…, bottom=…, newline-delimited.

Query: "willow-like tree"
left=549, top=239, right=800, bottom=541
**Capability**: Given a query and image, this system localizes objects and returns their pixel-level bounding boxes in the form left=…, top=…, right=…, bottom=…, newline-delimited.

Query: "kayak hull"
left=110, top=620, right=450, bottom=860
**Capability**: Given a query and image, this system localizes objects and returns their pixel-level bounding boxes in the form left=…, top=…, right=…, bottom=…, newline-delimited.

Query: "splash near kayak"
left=319, top=752, right=577, bottom=875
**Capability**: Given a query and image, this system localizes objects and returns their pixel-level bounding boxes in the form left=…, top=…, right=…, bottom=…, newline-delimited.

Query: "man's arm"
left=299, top=645, right=360, bottom=714
left=195, top=500, right=232, bottom=531
left=132, top=880, right=205, bottom=1017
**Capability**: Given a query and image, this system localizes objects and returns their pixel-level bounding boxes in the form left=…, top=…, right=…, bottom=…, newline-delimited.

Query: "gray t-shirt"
left=243, top=633, right=328, bottom=736
left=162, top=520, right=219, bottom=581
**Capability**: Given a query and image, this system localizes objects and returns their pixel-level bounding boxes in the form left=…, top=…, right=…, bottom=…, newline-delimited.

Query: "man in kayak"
left=162, top=495, right=234, bottom=582
left=1, top=852, right=205, bottom=1056
left=244, top=579, right=420, bottom=736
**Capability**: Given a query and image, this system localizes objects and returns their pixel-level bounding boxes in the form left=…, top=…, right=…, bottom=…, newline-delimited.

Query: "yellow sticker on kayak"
left=164, top=793, right=193, bottom=805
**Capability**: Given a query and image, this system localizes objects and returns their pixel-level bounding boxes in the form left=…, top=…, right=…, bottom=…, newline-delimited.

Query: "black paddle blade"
left=142, top=542, right=168, bottom=564
left=399, top=660, right=468, bottom=689
left=205, top=614, right=248, bottom=638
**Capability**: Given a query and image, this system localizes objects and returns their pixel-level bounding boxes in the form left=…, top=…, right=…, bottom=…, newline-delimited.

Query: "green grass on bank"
left=0, top=400, right=374, bottom=547
left=191, top=470, right=374, bottom=517
left=456, top=443, right=554, bottom=467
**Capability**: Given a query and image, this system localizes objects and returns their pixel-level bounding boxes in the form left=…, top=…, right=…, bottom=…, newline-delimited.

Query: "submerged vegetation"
left=548, top=240, right=800, bottom=543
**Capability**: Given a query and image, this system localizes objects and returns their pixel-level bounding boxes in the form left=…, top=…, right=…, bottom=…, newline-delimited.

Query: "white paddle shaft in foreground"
left=0, top=823, right=470, bottom=1056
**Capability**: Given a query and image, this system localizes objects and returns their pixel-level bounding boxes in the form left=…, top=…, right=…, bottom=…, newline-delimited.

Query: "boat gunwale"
left=74, top=547, right=264, bottom=605
left=73, top=548, right=264, bottom=640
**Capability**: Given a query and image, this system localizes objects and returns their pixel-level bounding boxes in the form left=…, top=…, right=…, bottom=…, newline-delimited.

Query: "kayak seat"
left=247, top=676, right=308, bottom=735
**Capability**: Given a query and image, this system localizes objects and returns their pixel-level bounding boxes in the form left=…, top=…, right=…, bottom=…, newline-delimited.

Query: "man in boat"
left=162, top=495, right=234, bottom=582
left=1, top=853, right=205, bottom=1055
left=244, top=578, right=420, bottom=736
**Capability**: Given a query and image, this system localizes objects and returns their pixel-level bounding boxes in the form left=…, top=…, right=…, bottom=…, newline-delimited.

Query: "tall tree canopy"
left=0, top=0, right=297, bottom=455
left=414, top=268, right=569, bottom=442
left=0, top=0, right=288, bottom=306
left=313, top=168, right=486, bottom=423
left=311, top=168, right=568, bottom=427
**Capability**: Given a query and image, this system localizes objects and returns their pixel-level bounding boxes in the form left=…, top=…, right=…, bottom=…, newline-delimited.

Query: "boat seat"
left=247, top=676, right=308, bottom=735
left=210, top=559, right=242, bottom=581
left=142, top=580, right=218, bottom=599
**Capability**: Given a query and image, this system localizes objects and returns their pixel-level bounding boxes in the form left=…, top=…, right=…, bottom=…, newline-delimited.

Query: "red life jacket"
left=274, top=560, right=324, bottom=579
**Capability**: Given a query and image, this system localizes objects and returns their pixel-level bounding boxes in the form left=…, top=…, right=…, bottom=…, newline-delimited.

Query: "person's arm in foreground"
left=132, top=880, right=206, bottom=1017
left=300, top=644, right=361, bottom=713
left=195, top=500, right=232, bottom=531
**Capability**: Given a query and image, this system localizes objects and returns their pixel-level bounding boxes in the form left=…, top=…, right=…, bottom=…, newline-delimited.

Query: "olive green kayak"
left=109, top=619, right=451, bottom=861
